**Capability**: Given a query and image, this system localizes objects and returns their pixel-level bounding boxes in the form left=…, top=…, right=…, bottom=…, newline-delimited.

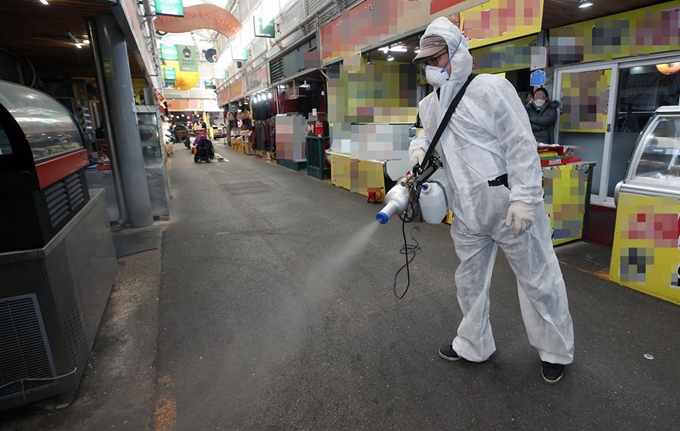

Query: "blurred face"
left=534, top=91, right=548, bottom=103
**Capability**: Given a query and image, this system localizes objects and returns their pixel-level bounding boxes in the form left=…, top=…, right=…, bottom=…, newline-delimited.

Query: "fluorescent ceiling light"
left=75, top=43, right=82, bottom=49
left=379, top=45, right=407, bottom=53
left=40, top=0, right=48, bottom=4
left=579, top=0, right=593, bottom=8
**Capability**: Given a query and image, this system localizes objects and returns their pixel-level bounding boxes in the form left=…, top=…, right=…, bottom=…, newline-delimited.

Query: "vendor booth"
left=611, top=106, right=680, bottom=305
left=0, top=80, right=118, bottom=411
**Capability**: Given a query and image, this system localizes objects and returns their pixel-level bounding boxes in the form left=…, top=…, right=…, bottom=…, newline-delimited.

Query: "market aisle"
left=155, top=147, right=680, bottom=431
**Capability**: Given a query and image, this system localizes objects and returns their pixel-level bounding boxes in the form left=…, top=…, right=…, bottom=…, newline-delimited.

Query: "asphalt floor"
left=153, top=145, right=680, bottom=430
left=3, top=144, right=678, bottom=431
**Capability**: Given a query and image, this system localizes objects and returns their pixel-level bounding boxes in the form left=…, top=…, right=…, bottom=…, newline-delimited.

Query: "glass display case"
left=0, top=79, right=90, bottom=253
left=135, top=105, right=163, bottom=162
left=0, top=80, right=84, bottom=163
left=615, top=106, right=680, bottom=203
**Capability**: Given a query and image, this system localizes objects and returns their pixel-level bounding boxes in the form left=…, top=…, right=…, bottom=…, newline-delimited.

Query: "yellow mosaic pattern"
left=610, top=194, right=680, bottom=305
left=559, top=69, right=611, bottom=133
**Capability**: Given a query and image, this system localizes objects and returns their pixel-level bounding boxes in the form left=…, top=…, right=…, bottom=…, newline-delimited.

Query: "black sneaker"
left=541, top=361, right=565, bottom=384
left=438, top=344, right=462, bottom=361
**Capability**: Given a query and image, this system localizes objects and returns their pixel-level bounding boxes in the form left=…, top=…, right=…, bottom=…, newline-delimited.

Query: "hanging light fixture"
left=579, top=0, right=593, bottom=8
left=267, top=92, right=272, bottom=99
left=387, top=46, right=394, bottom=61
left=414, top=44, right=420, bottom=54
left=39, top=0, right=49, bottom=4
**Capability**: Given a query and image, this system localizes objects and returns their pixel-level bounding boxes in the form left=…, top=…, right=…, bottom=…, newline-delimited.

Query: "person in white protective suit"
left=409, top=17, right=574, bottom=384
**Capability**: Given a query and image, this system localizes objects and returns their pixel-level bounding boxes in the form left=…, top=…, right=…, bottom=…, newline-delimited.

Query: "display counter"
left=0, top=80, right=90, bottom=253
left=611, top=106, right=680, bottom=305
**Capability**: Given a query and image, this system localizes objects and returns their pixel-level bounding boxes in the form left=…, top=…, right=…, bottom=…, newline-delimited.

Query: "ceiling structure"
left=0, top=0, right=144, bottom=79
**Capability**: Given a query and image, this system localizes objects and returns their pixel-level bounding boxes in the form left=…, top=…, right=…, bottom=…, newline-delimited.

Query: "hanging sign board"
left=155, top=0, right=184, bottom=17
left=163, top=68, right=176, bottom=86
left=176, top=45, right=198, bottom=72
left=254, top=16, right=275, bottom=38
left=160, top=44, right=179, bottom=60
left=530, top=70, right=546, bottom=87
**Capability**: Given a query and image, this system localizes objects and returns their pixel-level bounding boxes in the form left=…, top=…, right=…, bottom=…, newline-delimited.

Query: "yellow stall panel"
left=610, top=193, right=680, bottom=305
left=331, top=153, right=351, bottom=191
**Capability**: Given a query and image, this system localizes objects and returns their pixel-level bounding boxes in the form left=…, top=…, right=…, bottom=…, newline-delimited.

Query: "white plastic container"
left=419, top=169, right=453, bottom=224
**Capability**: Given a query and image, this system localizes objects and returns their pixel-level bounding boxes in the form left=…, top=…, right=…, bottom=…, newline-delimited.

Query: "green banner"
left=204, top=81, right=216, bottom=89
left=160, top=44, right=178, bottom=60
left=155, top=0, right=184, bottom=17
left=163, top=68, right=176, bottom=87
left=177, top=45, right=198, bottom=72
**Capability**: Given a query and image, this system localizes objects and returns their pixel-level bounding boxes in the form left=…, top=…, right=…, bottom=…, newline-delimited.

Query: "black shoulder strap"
left=420, top=74, right=476, bottom=171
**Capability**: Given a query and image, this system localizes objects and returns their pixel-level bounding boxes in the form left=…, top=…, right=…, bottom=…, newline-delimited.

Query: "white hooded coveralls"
left=410, top=18, right=574, bottom=365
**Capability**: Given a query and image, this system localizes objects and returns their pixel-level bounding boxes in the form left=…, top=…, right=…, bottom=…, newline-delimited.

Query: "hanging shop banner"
left=321, top=0, right=486, bottom=62
left=550, top=1, right=680, bottom=66
left=214, top=64, right=226, bottom=80
left=155, top=0, right=184, bottom=17
left=176, top=45, right=198, bottom=72
left=229, top=80, right=244, bottom=101
left=461, top=0, right=544, bottom=50
left=232, top=45, right=248, bottom=61
left=163, top=68, right=176, bottom=87
left=160, top=44, right=179, bottom=60
left=245, top=64, right=269, bottom=94
left=154, top=4, right=242, bottom=38
left=471, top=35, right=547, bottom=74
left=219, top=89, right=229, bottom=106
left=610, top=193, right=680, bottom=305
left=204, top=81, right=216, bottom=89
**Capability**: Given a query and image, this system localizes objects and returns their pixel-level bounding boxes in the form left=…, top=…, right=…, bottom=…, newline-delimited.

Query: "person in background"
left=409, top=17, right=574, bottom=384
left=526, top=88, right=559, bottom=145
left=524, top=92, right=533, bottom=105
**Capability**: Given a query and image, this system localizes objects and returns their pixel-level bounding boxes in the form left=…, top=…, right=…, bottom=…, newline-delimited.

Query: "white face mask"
left=426, top=66, right=450, bottom=88
left=534, top=99, right=546, bottom=108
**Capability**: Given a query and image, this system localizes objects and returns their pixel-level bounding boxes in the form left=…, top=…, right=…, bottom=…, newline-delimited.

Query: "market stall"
left=611, top=106, right=680, bottom=305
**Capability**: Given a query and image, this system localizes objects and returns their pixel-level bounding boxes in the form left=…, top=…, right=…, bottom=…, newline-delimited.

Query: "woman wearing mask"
left=526, top=88, right=559, bottom=145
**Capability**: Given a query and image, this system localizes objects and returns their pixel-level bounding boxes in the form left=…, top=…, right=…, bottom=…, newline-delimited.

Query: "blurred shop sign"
left=163, top=68, right=176, bottom=87
left=160, top=44, right=178, bottom=60
left=245, top=65, right=269, bottom=94
left=155, top=0, right=184, bottom=17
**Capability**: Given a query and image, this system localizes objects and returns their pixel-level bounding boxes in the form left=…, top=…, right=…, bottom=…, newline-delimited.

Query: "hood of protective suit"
left=420, top=17, right=473, bottom=92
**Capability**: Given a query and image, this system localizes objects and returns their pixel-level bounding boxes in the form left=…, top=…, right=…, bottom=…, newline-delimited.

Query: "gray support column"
left=95, top=15, right=153, bottom=227
left=86, top=18, right=128, bottom=225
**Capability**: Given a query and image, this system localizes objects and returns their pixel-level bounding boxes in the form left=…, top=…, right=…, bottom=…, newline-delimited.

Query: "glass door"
left=608, top=55, right=680, bottom=202
left=555, top=65, right=619, bottom=205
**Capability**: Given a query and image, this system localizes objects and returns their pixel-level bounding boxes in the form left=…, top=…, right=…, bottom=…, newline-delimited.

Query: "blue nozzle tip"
left=376, top=212, right=389, bottom=225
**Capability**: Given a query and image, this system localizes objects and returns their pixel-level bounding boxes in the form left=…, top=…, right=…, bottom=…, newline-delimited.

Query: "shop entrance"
left=555, top=64, right=618, bottom=205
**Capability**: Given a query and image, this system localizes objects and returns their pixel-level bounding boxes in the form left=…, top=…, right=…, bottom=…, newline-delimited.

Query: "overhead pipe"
left=85, top=18, right=129, bottom=226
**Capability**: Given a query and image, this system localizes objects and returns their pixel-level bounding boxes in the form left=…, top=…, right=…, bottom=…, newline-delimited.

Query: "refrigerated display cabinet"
left=0, top=80, right=118, bottom=411
left=614, top=106, right=680, bottom=203
left=0, top=79, right=90, bottom=253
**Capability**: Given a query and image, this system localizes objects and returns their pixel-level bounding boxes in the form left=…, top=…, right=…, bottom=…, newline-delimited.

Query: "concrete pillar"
left=95, top=15, right=153, bottom=227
